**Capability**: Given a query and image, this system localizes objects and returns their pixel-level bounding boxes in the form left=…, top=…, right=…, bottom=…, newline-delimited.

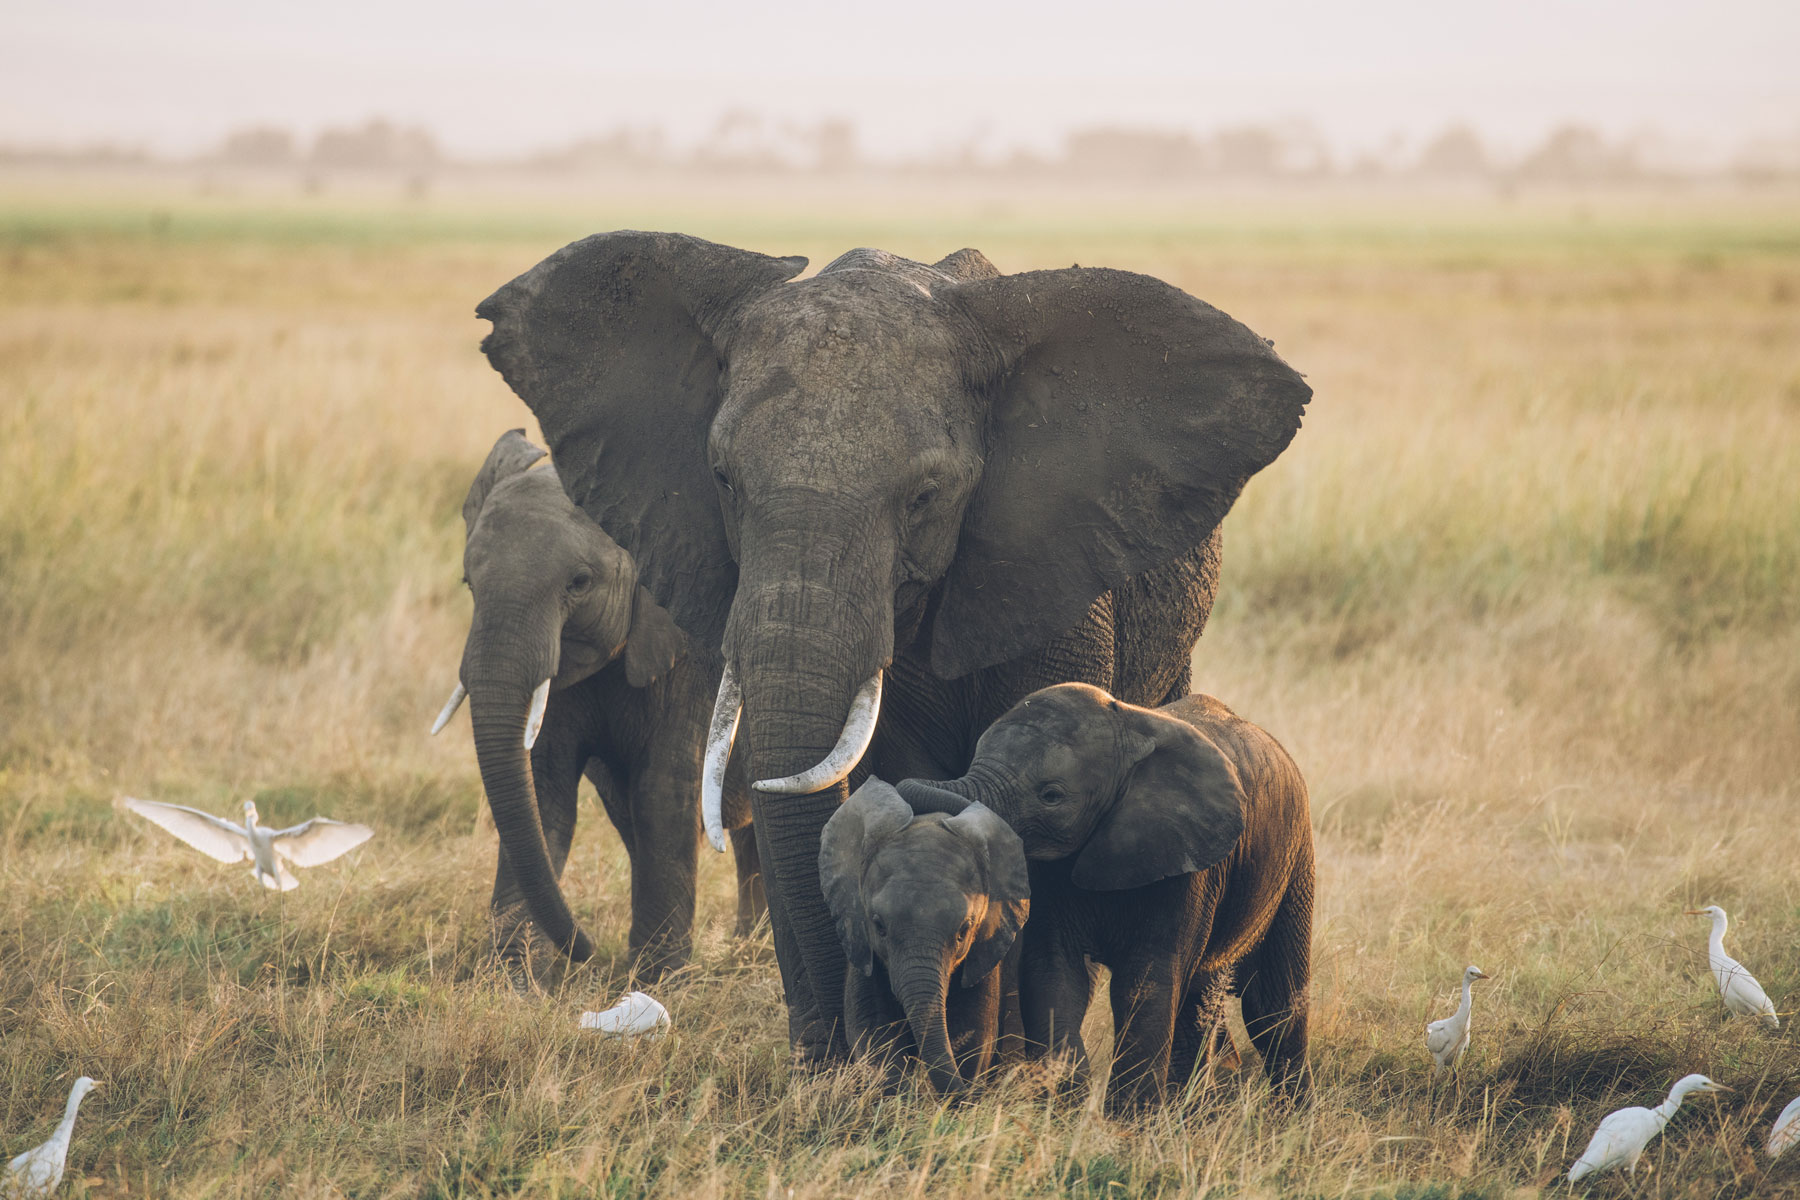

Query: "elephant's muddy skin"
left=900, top=684, right=1314, bottom=1110
left=477, top=235, right=1311, bottom=1059
left=819, top=779, right=1029, bottom=1095
left=451, top=431, right=761, bottom=984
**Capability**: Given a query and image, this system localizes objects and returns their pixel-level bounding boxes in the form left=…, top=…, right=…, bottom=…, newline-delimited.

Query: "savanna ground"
left=2, top=176, right=1798, bottom=1198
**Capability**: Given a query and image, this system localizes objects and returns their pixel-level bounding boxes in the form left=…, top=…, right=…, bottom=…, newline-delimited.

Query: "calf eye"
left=959, top=917, right=973, bottom=939
left=871, top=914, right=888, bottom=937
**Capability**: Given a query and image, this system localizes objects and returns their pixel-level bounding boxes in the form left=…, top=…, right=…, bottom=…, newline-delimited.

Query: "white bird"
left=122, top=796, right=373, bottom=892
left=1567, top=1073, right=1730, bottom=1183
left=5, top=1076, right=98, bottom=1198
left=1685, top=906, right=1779, bottom=1030
left=1425, top=965, right=1489, bottom=1075
left=1770, top=1095, right=1800, bottom=1158
left=578, top=991, right=670, bottom=1039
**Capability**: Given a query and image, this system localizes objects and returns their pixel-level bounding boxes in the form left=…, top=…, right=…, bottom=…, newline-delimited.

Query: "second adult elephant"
left=435, top=430, right=761, bottom=982
left=478, top=233, right=1311, bottom=1056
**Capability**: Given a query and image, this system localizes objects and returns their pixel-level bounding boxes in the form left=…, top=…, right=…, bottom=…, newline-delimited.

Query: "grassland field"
left=1, top=180, right=1798, bottom=1198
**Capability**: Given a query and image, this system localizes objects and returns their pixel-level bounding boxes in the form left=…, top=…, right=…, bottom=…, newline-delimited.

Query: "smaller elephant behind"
left=436, top=430, right=762, bottom=983
left=899, top=683, right=1313, bottom=1109
left=819, top=778, right=1029, bottom=1096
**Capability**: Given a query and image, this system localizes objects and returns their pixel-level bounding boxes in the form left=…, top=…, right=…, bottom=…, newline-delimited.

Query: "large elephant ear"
left=819, top=778, right=914, bottom=977
left=1072, top=701, right=1246, bottom=891
left=462, top=428, right=547, bottom=535
left=933, top=269, right=1312, bottom=679
left=944, top=803, right=1029, bottom=988
left=477, top=232, right=807, bottom=648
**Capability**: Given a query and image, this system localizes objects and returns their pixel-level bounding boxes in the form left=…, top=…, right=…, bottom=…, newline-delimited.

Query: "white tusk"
left=524, top=678, right=550, bottom=750
left=753, top=671, right=882, bottom=795
left=430, top=682, right=467, bottom=736
left=702, top=662, right=742, bottom=854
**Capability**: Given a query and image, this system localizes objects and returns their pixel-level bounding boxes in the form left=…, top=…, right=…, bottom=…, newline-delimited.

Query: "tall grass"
left=2, top=187, right=1797, bottom=1197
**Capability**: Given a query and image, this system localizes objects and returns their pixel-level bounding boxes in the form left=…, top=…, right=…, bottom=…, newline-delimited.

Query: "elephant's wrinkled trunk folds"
left=752, top=672, right=883, bottom=795
left=896, top=963, right=967, bottom=1096
left=464, top=613, right=592, bottom=963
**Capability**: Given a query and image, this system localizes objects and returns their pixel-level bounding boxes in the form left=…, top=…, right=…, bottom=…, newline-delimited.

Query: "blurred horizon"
left=4, top=0, right=1798, bottom=178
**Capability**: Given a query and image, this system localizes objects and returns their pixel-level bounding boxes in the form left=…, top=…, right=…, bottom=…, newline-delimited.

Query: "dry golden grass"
left=2, top=184, right=1798, bottom=1197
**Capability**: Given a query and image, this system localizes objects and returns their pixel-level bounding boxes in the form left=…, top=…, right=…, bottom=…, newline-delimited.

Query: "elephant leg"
left=584, top=758, right=629, bottom=855
left=750, top=789, right=834, bottom=1059
left=620, top=748, right=701, bottom=982
left=1167, top=966, right=1234, bottom=1090
left=946, top=965, right=1004, bottom=1084
left=845, top=963, right=910, bottom=1092
left=728, top=824, right=766, bottom=937
left=1019, top=925, right=1092, bottom=1086
left=1238, top=866, right=1314, bottom=1096
left=1106, top=954, right=1182, bottom=1112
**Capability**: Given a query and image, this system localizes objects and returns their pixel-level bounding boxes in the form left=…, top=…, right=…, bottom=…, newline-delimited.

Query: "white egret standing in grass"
left=1567, top=1074, right=1731, bottom=1184
left=1425, top=965, right=1489, bottom=1076
left=1770, top=1095, right=1800, bottom=1158
left=122, top=796, right=372, bottom=892
left=1684, top=906, right=1779, bottom=1030
left=4, top=1076, right=98, bottom=1198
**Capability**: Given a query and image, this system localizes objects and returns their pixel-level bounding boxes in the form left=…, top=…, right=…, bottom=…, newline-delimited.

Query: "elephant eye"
left=568, top=571, right=594, bottom=594
left=871, top=914, right=888, bottom=937
left=906, top=482, right=938, bottom=518
left=1039, top=784, right=1066, bottom=805
left=959, top=917, right=973, bottom=939
left=713, top=468, right=734, bottom=494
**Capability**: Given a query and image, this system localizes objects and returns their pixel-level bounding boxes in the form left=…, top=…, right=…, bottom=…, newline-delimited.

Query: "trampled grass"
left=2, top=181, right=1798, bottom=1197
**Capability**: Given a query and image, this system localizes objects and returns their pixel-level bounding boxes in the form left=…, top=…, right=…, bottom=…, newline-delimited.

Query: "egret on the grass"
left=1425, top=965, right=1489, bottom=1076
left=1770, top=1095, right=1800, bottom=1159
left=580, top=991, right=671, bottom=1039
left=122, top=796, right=372, bottom=892
left=4, top=1077, right=98, bottom=1198
left=1567, top=1073, right=1730, bottom=1184
left=1684, top=906, right=1779, bottom=1030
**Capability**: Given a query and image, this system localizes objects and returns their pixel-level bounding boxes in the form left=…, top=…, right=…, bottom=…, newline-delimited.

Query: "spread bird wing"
left=271, top=817, right=374, bottom=867
left=122, top=797, right=251, bottom=863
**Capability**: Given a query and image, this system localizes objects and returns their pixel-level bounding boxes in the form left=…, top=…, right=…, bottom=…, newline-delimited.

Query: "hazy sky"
left=3, top=0, right=1796, bottom=160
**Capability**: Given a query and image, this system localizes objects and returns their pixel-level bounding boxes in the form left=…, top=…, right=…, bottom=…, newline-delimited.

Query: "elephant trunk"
left=897, top=763, right=1012, bottom=819
left=464, top=610, right=592, bottom=962
left=894, top=961, right=967, bottom=1096
left=727, top=529, right=894, bottom=1057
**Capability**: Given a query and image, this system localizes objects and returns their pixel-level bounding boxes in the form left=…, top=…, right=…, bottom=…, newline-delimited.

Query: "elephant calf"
left=819, top=779, right=1029, bottom=1096
left=900, top=683, right=1313, bottom=1109
left=436, top=430, right=762, bottom=983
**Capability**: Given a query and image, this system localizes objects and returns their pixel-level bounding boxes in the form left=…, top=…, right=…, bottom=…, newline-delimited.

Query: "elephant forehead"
left=982, top=708, right=1108, bottom=771
left=873, top=822, right=983, bottom=889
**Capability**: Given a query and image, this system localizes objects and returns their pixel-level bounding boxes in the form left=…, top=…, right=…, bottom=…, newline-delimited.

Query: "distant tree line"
left=5, top=115, right=1798, bottom=184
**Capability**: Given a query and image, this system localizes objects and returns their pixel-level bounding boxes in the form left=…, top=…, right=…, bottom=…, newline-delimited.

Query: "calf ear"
left=1072, top=703, right=1245, bottom=892
left=623, top=586, right=687, bottom=688
left=462, top=429, right=546, bottom=535
left=946, top=803, right=1030, bottom=987
left=819, top=779, right=913, bottom=977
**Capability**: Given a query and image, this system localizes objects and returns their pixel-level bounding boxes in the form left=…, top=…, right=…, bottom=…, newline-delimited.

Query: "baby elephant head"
left=899, top=682, right=1246, bottom=892
left=819, top=778, right=1029, bottom=1094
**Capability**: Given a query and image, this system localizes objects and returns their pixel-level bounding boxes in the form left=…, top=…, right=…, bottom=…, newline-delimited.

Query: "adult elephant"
left=477, top=233, right=1310, bottom=1059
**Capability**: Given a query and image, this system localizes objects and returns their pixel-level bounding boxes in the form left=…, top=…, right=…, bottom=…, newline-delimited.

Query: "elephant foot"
left=788, top=1012, right=849, bottom=1069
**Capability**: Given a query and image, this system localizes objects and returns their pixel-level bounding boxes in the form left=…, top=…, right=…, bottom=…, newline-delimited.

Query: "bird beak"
left=1709, top=1083, right=1734, bottom=1093
left=1683, top=909, right=1702, bottom=915
left=1473, top=970, right=1491, bottom=979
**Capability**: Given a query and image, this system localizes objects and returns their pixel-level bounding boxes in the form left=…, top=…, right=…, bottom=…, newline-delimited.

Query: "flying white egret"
left=1425, top=965, right=1489, bottom=1076
left=1567, top=1074, right=1730, bottom=1183
left=122, top=796, right=372, bottom=892
left=1684, top=906, right=1779, bottom=1030
left=1770, top=1095, right=1800, bottom=1158
left=579, top=991, right=670, bottom=1039
left=4, top=1076, right=98, bottom=1198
